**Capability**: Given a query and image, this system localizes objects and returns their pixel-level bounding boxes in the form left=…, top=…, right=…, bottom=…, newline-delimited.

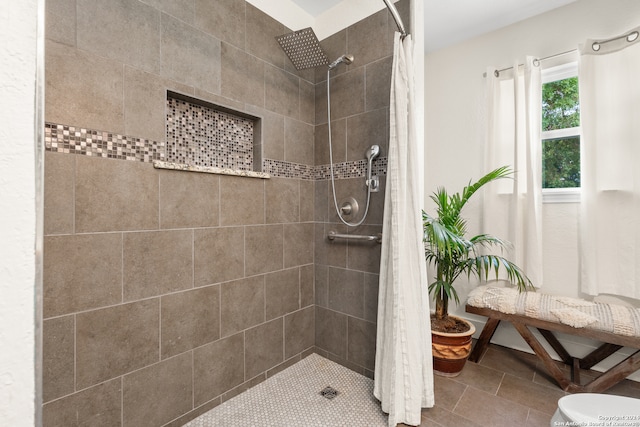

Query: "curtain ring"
left=592, top=42, right=601, bottom=51
left=628, top=31, right=639, bottom=43
left=494, top=70, right=500, bottom=77
left=533, top=58, right=540, bottom=67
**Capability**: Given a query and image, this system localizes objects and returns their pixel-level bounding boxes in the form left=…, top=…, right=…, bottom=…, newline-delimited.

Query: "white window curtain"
left=483, top=57, right=544, bottom=287
left=579, top=26, right=640, bottom=299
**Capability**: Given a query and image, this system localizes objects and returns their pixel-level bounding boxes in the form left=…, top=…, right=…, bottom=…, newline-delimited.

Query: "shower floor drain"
left=320, top=386, right=339, bottom=399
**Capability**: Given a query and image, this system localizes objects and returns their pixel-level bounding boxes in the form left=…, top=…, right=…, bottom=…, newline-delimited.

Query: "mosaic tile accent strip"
left=166, top=97, right=254, bottom=170
left=153, top=161, right=270, bottom=179
left=45, top=122, right=388, bottom=180
left=263, top=159, right=316, bottom=180
left=184, top=353, right=388, bottom=427
left=45, top=123, right=165, bottom=163
left=315, top=157, right=388, bottom=180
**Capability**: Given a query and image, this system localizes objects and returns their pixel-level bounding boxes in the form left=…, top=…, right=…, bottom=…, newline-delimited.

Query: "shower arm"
left=382, top=0, right=407, bottom=38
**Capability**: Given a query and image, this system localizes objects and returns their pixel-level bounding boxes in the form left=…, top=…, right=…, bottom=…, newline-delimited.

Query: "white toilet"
left=551, top=393, right=640, bottom=426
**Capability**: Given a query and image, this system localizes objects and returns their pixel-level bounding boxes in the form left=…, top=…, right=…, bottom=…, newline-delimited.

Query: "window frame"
left=541, top=61, right=581, bottom=203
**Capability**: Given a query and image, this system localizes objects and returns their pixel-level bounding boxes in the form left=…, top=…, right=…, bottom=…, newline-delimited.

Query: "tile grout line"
left=450, top=384, right=468, bottom=414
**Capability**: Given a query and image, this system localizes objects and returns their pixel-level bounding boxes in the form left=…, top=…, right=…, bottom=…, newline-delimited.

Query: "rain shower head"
left=275, top=27, right=329, bottom=70
left=328, top=54, right=354, bottom=70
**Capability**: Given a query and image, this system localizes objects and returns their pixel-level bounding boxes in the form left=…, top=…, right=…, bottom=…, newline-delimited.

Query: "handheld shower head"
left=328, top=54, right=354, bottom=70
left=366, top=145, right=380, bottom=162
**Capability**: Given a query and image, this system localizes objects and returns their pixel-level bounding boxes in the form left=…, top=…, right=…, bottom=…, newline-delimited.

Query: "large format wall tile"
left=245, top=4, right=285, bottom=69
left=44, top=152, right=74, bottom=235
left=161, top=285, right=220, bottom=358
left=123, top=230, right=193, bottom=301
left=42, top=379, right=122, bottom=427
left=265, top=64, right=299, bottom=118
left=45, top=41, right=125, bottom=134
left=284, top=223, right=314, bottom=268
left=347, top=108, right=388, bottom=162
left=194, top=0, right=245, bottom=50
left=221, top=42, right=265, bottom=108
left=265, top=268, right=299, bottom=320
left=142, top=0, right=195, bottom=26
left=76, top=299, right=160, bottom=389
left=265, top=178, right=299, bottom=224
left=123, top=353, right=193, bottom=427
left=45, top=0, right=75, bottom=44
left=300, top=264, right=315, bottom=307
left=194, top=226, right=245, bottom=286
left=124, top=66, right=194, bottom=144
left=220, top=276, right=265, bottom=337
left=244, top=318, right=284, bottom=379
left=365, top=57, right=392, bottom=112
left=284, top=306, right=314, bottom=359
left=219, top=175, right=265, bottom=225
left=328, top=267, right=364, bottom=319
left=314, top=119, right=347, bottom=165
left=347, top=317, right=376, bottom=370
left=319, top=68, right=365, bottom=122
left=245, top=224, right=284, bottom=276
left=315, top=306, right=347, bottom=359
left=300, top=180, right=314, bottom=221
left=247, top=106, right=284, bottom=161
left=193, top=333, right=244, bottom=406
left=347, top=10, right=392, bottom=66
left=285, top=118, right=314, bottom=165
left=299, top=79, right=315, bottom=125
left=75, top=156, right=159, bottom=232
left=160, top=13, right=221, bottom=94
left=346, top=225, right=383, bottom=273
left=43, top=316, right=74, bottom=403
left=77, top=0, right=160, bottom=74
left=44, top=233, right=122, bottom=318
left=159, top=170, right=220, bottom=229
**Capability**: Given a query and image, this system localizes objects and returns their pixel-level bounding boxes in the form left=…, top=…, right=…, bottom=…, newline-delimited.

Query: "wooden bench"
left=466, top=304, right=640, bottom=393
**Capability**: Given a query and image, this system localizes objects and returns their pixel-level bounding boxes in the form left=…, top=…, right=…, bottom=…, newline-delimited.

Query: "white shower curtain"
left=579, top=27, right=640, bottom=298
left=483, top=57, right=544, bottom=287
left=374, top=32, right=434, bottom=427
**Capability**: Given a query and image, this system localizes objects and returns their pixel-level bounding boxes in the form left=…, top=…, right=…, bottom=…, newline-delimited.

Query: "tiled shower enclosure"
left=42, top=0, right=408, bottom=425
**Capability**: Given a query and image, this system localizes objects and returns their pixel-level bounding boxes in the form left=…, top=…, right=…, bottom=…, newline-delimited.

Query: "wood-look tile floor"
left=412, top=344, right=640, bottom=427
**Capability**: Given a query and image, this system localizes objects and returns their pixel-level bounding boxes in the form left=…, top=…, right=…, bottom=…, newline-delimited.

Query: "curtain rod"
left=382, top=0, right=407, bottom=38
left=487, top=48, right=577, bottom=78
left=487, top=28, right=639, bottom=77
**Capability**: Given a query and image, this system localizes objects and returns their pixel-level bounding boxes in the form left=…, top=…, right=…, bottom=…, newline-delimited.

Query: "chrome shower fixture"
left=366, top=145, right=380, bottom=193
left=275, top=27, right=329, bottom=70
left=328, top=54, right=354, bottom=69
left=366, top=144, right=380, bottom=162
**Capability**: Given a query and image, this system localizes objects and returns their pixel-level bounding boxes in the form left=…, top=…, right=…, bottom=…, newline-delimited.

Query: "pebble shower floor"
left=184, top=354, right=389, bottom=426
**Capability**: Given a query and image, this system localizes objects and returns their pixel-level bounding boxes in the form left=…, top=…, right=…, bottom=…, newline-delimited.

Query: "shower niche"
left=155, top=91, right=268, bottom=178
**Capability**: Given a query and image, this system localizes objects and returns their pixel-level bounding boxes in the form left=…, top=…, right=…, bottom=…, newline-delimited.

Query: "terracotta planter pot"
left=431, top=316, right=476, bottom=377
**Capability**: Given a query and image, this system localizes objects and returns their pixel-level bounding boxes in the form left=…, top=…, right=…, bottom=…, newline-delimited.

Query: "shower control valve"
left=367, top=175, right=380, bottom=192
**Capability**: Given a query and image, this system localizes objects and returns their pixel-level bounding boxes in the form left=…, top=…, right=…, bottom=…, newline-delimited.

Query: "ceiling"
left=290, top=0, right=577, bottom=52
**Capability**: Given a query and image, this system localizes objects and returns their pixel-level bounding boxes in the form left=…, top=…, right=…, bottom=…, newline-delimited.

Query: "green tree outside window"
left=542, top=77, right=580, bottom=188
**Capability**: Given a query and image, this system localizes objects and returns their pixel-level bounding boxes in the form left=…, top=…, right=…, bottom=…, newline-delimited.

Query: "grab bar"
left=328, top=231, right=382, bottom=244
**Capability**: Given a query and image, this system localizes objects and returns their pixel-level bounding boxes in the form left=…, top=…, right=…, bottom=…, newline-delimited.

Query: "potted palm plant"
left=423, top=166, right=533, bottom=376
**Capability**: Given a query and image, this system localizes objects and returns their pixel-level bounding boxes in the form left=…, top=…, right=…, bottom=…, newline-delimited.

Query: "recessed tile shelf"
left=153, top=160, right=270, bottom=179
left=166, top=91, right=264, bottom=177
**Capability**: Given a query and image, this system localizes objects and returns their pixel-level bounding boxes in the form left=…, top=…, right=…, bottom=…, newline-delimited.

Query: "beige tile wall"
left=312, top=0, right=411, bottom=378
left=43, top=153, right=316, bottom=426
left=43, top=0, right=408, bottom=424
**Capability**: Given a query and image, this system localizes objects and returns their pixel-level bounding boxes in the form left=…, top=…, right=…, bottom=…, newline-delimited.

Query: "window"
left=541, top=62, right=580, bottom=202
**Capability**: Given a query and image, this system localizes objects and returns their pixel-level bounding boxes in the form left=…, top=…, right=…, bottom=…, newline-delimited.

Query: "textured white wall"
left=0, top=1, right=41, bottom=425
left=424, top=0, right=640, bottom=377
